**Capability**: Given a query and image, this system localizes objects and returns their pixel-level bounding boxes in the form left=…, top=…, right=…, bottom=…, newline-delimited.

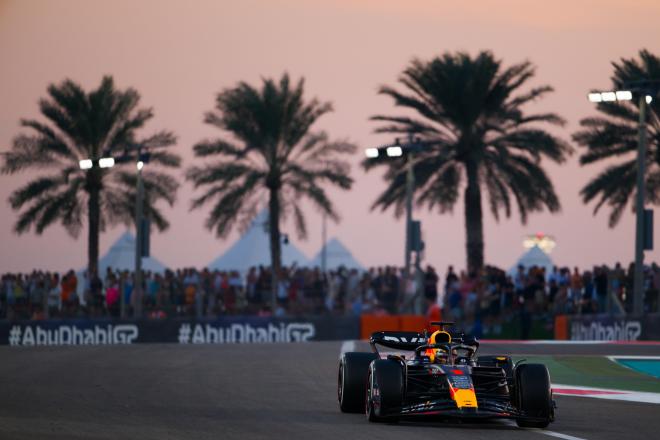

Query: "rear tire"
left=365, top=359, right=403, bottom=423
left=338, top=352, right=378, bottom=413
left=515, top=363, right=552, bottom=428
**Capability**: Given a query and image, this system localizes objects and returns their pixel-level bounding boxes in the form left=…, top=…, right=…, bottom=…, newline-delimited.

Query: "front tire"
left=515, top=363, right=552, bottom=428
left=338, top=352, right=378, bottom=413
left=365, top=359, right=403, bottom=423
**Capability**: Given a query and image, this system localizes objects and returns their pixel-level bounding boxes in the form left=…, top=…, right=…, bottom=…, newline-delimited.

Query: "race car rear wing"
left=370, top=330, right=480, bottom=353
left=370, top=331, right=426, bottom=351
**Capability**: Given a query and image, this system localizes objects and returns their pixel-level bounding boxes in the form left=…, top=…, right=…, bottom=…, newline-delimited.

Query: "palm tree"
left=1, top=76, right=181, bottom=276
left=574, top=49, right=660, bottom=227
left=364, top=51, right=572, bottom=272
left=187, top=73, right=356, bottom=288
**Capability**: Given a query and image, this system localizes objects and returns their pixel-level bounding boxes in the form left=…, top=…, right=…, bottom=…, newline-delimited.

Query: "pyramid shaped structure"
left=207, top=209, right=309, bottom=271
left=507, top=244, right=554, bottom=276
left=97, top=231, right=169, bottom=274
left=311, top=237, right=364, bottom=271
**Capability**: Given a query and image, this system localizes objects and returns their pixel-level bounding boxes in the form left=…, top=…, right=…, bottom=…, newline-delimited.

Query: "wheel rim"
left=365, top=371, right=372, bottom=417
left=338, top=362, right=344, bottom=404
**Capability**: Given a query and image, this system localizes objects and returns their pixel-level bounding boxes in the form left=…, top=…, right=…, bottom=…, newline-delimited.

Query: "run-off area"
left=1, top=341, right=660, bottom=440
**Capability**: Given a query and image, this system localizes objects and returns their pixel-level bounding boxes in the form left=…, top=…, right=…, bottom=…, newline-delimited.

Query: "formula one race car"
left=338, top=322, right=555, bottom=428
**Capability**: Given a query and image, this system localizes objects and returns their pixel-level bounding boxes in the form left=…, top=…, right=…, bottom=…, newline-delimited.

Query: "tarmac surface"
left=1, top=341, right=660, bottom=440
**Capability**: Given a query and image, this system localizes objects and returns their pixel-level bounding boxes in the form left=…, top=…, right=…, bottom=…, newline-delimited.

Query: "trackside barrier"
left=0, top=316, right=361, bottom=346
left=554, top=315, right=568, bottom=340
left=359, top=314, right=427, bottom=339
left=556, top=313, right=660, bottom=341
left=400, top=315, right=428, bottom=332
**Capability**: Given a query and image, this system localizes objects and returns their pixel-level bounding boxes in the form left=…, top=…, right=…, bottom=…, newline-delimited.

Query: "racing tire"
left=365, top=359, right=403, bottom=423
left=514, top=363, right=552, bottom=428
left=338, top=352, right=378, bottom=413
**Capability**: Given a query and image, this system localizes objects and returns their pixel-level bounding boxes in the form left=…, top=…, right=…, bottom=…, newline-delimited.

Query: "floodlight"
left=137, top=161, right=144, bottom=170
left=98, top=157, right=115, bottom=168
left=588, top=93, right=602, bottom=103
left=79, top=159, right=93, bottom=170
left=365, top=148, right=379, bottom=158
left=615, top=90, right=633, bottom=101
left=386, top=146, right=403, bottom=157
left=646, top=95, right=653, bottom=104
left=601, top=92, right=617, bottom=102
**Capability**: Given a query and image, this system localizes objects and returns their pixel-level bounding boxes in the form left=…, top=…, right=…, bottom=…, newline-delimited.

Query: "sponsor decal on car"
left=382, top=335, right=426, bottom=343
left=451, top=388, right=478, bottom=408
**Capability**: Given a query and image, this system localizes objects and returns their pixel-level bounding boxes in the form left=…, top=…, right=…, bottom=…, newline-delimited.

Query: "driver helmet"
left=425, top=330, right=451, bottom=363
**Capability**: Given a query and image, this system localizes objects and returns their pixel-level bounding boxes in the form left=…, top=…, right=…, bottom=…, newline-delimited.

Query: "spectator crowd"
left=1, top=262, right=659, bottom=322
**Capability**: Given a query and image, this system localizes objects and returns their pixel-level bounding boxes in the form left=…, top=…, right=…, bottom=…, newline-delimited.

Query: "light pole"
left=134, top=158, right=145, bottom=319
left=78, top=155, right=117, bottom=313
left=404, top=143, right=415, bottom=286
left=79, top=147, right=149, bottom=319
left=588, top=88, right=655, bottom=315
left=321, top=210, right=327, bottom=273
left=321, top=161, right=330, bottom=274
left=365, top=134, right=424, bottom=310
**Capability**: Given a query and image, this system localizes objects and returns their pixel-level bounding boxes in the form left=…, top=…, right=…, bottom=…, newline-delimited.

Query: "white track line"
left=503, top=421, right=588, bottom=440
left=605, top=355, right=660, bottom=376
left=553, top=383, right=660, bottom=404
left=534, top=429, right=588, bottom=440
left=606, top=355, right=660, bottom=360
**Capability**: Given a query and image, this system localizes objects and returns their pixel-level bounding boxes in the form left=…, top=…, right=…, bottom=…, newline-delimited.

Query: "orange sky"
left=2, top=0, right=660, bottom=273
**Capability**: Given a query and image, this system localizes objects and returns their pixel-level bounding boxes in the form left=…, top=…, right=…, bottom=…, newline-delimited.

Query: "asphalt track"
left=1, top=341, right=660, bottom=440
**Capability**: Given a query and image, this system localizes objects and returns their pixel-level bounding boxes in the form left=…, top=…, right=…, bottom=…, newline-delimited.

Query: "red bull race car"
left=338, top=322, right=555, bottom=428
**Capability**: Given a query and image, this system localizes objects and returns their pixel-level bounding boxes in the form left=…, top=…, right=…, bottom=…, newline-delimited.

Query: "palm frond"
left=112, top=170, right=179, bottom=206
left=140, top=130, right=177, bottom=150
left=192, top=139, right=245, bottom=157
left=491, top=128, right=573, bottom=163
left=14, top=179, right=83, bottom=236
left=205, top=182, right=260, bottom=237
left=2, top=135, right=68, bottom=173
left=483, top=165, right=511, bottom=221
left=18, top=119, right=77, bottom=159
left=186, top=162, right=260, bottom=188
left=483, top=151, right=561, bottom=223
left=291, top=203, right=308, bottom=240
left=9, top=172, right=76, bottom=209
left=580, top=159, right=636, bottom=214
left=416, top=163, right=461, bottom=213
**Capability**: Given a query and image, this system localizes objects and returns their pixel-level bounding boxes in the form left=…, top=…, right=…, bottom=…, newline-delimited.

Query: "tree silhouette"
left=365, top=51, right=571, bottom=272
left=2, top=76, right=180, bottom=275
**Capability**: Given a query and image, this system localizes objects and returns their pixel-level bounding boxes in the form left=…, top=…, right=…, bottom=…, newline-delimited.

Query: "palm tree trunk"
left=268, top=186, right=282, bottom=311
left=87, top=185, right=101, bottom=278
left=464, top=161, right=484, bottom=273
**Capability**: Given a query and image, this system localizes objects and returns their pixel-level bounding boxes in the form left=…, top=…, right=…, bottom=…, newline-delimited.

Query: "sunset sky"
left=2, top=0, right=660, bottom=274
